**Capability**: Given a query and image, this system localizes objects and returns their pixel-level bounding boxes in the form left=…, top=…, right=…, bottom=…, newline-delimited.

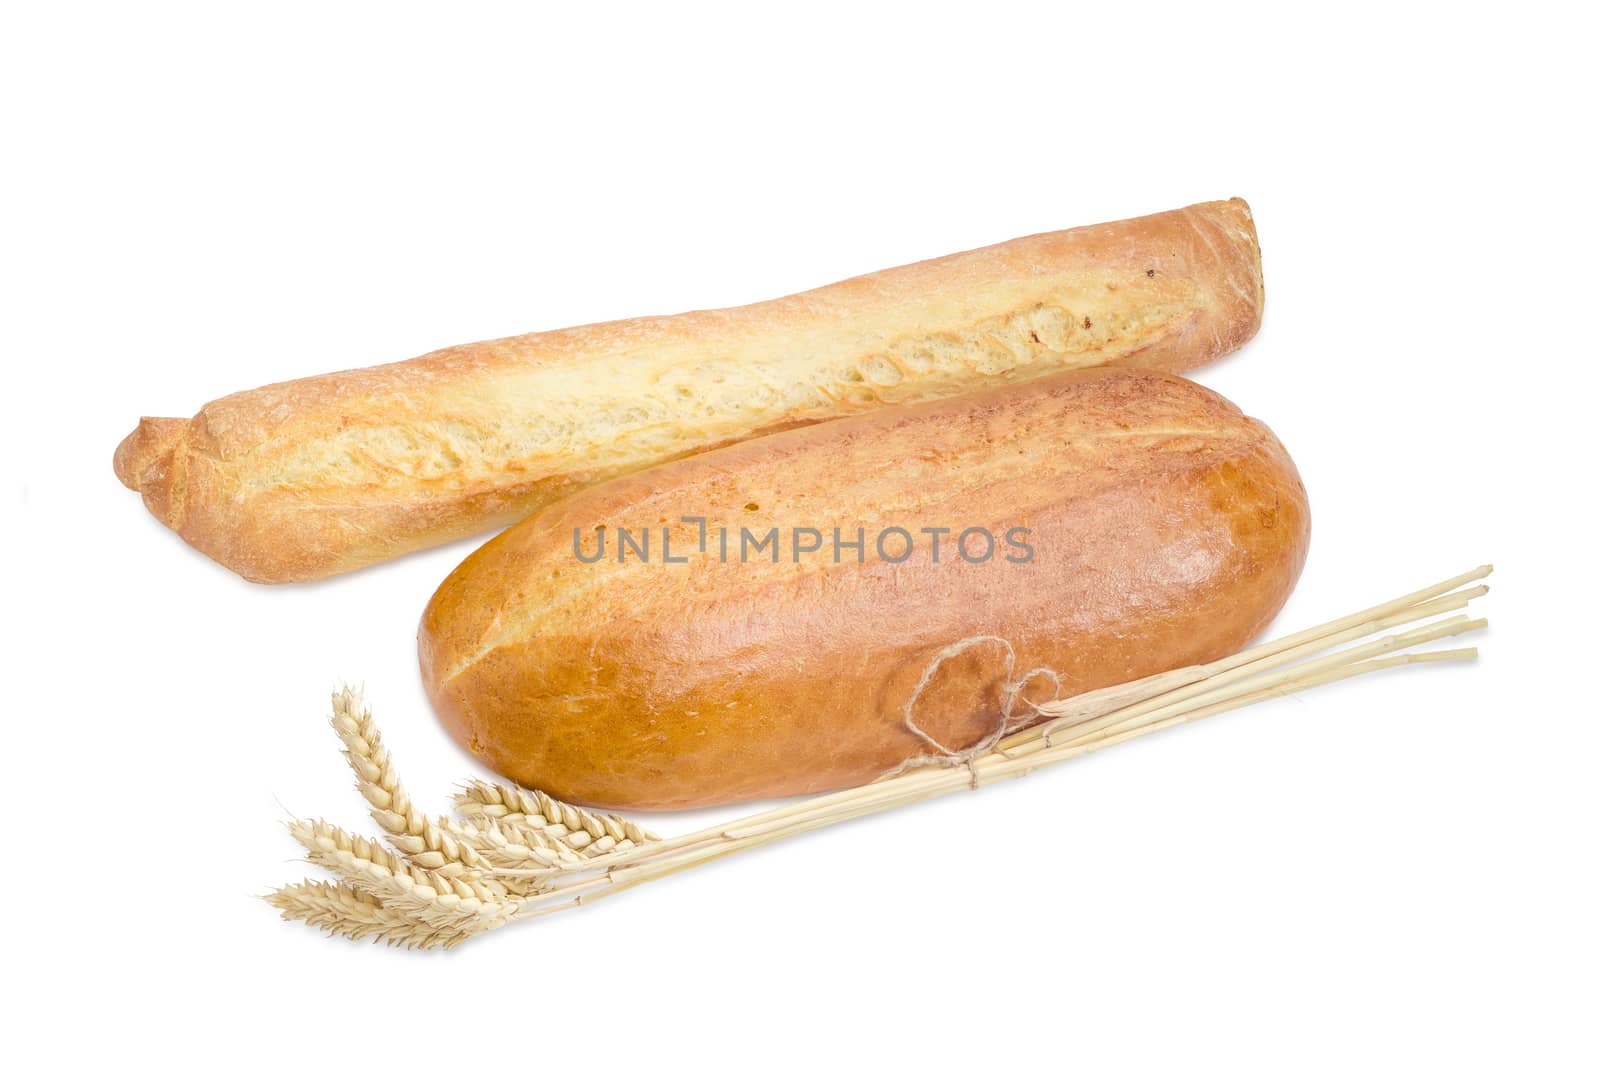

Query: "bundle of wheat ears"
left=268, top=565, right=1492, bottom=949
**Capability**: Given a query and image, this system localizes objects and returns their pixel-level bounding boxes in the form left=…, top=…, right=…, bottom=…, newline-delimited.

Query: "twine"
left=889, top=635, right=1064, bottom=786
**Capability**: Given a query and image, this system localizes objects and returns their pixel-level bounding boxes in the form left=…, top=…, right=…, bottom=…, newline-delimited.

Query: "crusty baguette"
left=116, top=198, right=1264, bottom=583
left=419, top=368, right=1309, bottom=810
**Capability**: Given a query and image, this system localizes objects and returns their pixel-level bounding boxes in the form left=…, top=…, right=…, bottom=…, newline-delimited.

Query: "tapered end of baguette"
left=115, top=416, right=192, bottom=531
left=114, top=416, right=185, bottom=491
left=1184, top=197, right=1265, bottom=363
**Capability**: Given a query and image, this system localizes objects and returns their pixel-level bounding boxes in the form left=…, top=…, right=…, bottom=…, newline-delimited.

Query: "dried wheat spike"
left=290, top=819, right=506, bottom=902
left=453, top=778, right=659, bottom=854
left=267, top=879, right=384, bottom=939
left=268, top=878, right=495, bottom=950
left=446, top=816, right=580, bottom=870
left=287, top=819, right=512, bottom=946
left=449, top=810, right=609, bottom=867
left=266, top=880, right=452, bottom=948
left=436, top=819, right=582, bottom=897
left=330, top=688, right=491, bottom=878
left=454, top=812, right=569, bottom=855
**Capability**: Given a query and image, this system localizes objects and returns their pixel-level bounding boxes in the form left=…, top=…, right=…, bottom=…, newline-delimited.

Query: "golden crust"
left=116, top=199, right=1264, bottom=582
left=420, top=368, right=1309, bottom=810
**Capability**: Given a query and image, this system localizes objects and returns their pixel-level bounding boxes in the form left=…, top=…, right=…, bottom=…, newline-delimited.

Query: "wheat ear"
left=453, top=778, right=659, bottom=854
left=268, top=880, right=386, bottom=938
left=444, top=817, right=582, bottom=894
left=269, top=879, right=479, bottom=950
left=265, top=880, right=460, bottom=948
left=330, top=688, right=492, bottom=878
left=289, top=819, right=502, bottom=902
left=288, top=819, right=512, bottom=946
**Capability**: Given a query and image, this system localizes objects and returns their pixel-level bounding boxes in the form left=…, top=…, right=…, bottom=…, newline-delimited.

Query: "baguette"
left=114, top=199, right=1265, bottom=583
left=419, top=368, right=1309, bottom=810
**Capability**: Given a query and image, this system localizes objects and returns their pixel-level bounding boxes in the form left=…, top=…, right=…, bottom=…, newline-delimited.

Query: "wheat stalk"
left=267, top=565, right=1491, bottom=949
left=493, top=567, right=1493, bottom=898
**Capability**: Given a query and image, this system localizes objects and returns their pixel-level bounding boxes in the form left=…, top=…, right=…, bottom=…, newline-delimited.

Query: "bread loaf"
left=419, top=368, right=1309, bottom=810
left=115, top=199, right=1264, bottom=582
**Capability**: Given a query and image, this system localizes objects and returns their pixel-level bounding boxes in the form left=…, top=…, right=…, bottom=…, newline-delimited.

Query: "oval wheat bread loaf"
left=419, top=368, right=1310, bottom=810
left=116, top=199, right=1263, bottom=582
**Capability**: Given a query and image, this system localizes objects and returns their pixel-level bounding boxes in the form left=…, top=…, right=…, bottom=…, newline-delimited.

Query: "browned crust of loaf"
left=419, top=368, right=1309, bottom=811
left=113, top=417, right=184, bottom=491
left=117, top=198, right=1264, bottom=583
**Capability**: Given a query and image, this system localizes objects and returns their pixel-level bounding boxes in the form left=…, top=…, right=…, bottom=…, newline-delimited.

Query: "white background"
left=4, top=3, right=1594, bottom=1076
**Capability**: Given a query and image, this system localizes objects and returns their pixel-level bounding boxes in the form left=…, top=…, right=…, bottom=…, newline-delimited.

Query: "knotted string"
left=886, top=635, right=1063, bottom=786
